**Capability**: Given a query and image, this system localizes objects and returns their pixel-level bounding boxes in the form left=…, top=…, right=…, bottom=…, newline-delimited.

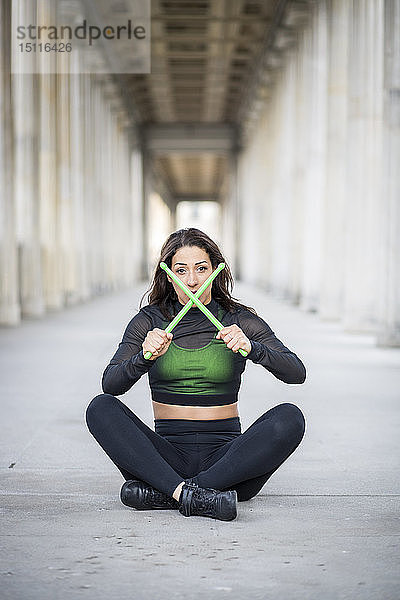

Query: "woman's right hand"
left=142, top=328, right=173, bottom=360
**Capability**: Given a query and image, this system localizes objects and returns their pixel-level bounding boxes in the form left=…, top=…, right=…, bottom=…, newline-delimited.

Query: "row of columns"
left=235, top=0, right=400, bottom=346
left=0, top=0, right=144, bottom=325
left=2, top=0, right=398, bottom=348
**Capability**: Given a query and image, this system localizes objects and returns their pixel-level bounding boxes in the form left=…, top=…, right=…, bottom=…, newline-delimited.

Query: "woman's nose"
left=186, top=272, right=198, bottom=286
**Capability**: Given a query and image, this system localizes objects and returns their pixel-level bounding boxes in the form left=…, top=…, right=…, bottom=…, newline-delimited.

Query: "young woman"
left=85, top=228, right=306, bottom=521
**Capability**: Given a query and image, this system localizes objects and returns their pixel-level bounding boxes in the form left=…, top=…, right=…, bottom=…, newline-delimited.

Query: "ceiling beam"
left=143, top=123, right=238, bottom=155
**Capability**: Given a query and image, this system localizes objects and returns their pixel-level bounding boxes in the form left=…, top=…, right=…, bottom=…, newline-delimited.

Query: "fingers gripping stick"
left=159, top=262, right=248, bottom=358
left=144, top=262, right=226, bottom=360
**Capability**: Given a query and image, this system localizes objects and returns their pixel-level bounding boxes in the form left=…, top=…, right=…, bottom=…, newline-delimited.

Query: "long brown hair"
left=139, top=228, right=257, bottom=320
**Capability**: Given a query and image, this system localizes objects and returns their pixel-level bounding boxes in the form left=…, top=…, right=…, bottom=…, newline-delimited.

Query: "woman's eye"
left=175, top=266, right=207, bottom=274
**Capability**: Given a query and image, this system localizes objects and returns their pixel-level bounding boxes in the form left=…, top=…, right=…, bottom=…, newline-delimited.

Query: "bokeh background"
left=1, top=0, right=399, bottom=349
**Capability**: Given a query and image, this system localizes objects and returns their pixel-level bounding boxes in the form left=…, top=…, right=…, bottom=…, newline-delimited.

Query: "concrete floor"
left=1, top=282, right=399, bottom=600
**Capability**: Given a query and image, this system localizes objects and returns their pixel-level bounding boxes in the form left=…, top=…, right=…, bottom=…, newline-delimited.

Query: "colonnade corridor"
left=1, top=0, right=400, bottom=598
left=1, top=281, right=399, bottom=599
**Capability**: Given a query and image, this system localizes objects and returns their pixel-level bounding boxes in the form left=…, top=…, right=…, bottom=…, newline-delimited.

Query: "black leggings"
left=85, top=394, right=306, bottom=502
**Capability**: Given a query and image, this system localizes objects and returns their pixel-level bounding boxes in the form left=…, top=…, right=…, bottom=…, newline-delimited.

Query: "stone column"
left=114, top=113, right=133, bottom=290
left=57, top=64, right=76, bottom=306
left=55, top=0, right=81, bottom=305
left=319, top=0, right=350, bottom=320
left=229, top=152, right=241, bottom=280
left=377, top=0, right=400, bottom=346
left=69, top=53, right=89, bottom=302
left=219, top=173, right=235, bottom=276
left=299, top=0, right=327, bottom=313
left=38, top=0, right=63, bottom=311
left=237, top=106, right=272, bottom=289
left=170, top=203, right=177, bottom=233
left=279, top=51, right=297, bottom=303
left=222, top=152, right=241, bottom=281
left=96, top=81, right=109, bottom=293
left=0, top=0, right=20, bottom=325
left=291, top=38, right=308, bottom=306
left=102, top=92, right=111, bottom=289
left=267, top=68, right=292, bottom=300
left=343, top=0, right=384, bottom=333
left=13, top=0, right=45, bottom=319
left=82, top=73, right=97, bottom=295
left=131, top=146, right=144, bottom=281
left=141, top=152, right=151, bottom=280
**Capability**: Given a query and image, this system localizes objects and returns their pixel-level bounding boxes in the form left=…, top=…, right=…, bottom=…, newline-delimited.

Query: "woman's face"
left=167, top=245, right=215, bottom=306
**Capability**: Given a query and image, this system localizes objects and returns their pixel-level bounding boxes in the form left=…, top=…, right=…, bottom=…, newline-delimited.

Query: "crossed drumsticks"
left=143, top=262, right=248, bottom=360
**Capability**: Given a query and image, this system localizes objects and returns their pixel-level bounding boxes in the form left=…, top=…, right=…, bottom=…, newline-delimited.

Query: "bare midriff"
left=152, top=400, right=239, bottom=421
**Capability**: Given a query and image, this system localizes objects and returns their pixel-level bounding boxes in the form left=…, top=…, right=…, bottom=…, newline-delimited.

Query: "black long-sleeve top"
left=102, top=297, right=306, bottom=405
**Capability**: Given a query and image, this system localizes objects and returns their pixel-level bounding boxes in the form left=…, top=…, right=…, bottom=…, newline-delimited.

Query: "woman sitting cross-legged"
left=85, top=227, right=306, bottom=521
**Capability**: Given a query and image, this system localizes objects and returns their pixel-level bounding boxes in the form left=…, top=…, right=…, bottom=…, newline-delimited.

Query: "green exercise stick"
left=144, top=262, right=225, bottom=359
left=160, top=262, right=248, bottom=358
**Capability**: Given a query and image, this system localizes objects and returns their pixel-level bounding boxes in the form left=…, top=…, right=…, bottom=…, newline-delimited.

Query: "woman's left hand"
left=216, top=325, right=252, bottom=354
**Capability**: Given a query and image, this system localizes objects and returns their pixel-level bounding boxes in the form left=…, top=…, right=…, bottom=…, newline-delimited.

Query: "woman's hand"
left=216, top=325, right=251, bottom=354
left=142, top=328, right=173, bottom=360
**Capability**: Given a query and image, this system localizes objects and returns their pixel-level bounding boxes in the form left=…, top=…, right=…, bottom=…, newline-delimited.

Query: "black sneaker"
left=178, top=480, right=237, bottom=521
left=120, top=479, right=179, bottom=510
